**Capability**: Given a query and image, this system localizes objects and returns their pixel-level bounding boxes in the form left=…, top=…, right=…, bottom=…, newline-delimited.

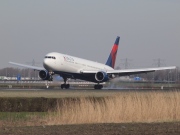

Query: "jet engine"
left=95, top=71, right=109, bottom=82
left=39, top=70, right=50, bottom=80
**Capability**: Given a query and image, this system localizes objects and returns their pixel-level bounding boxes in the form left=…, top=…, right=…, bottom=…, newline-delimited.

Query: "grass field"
left=45, top=90, right=180, bottom=125
left=0, top=90, right=117, bottom=98
left=0, top=112, right=47, bottom=127
left=1, top=90, right=180, bottom=127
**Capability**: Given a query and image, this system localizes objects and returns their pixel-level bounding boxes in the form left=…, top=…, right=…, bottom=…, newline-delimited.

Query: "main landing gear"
left=61, top=77, right=70, bottom=89
left=94, top=84, right=103, bottom=89
left=61, top=84, right=70, bottom=89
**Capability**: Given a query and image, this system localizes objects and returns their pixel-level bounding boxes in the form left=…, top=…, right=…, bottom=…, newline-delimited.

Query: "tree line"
left=0, top=68, right=39, bottom=79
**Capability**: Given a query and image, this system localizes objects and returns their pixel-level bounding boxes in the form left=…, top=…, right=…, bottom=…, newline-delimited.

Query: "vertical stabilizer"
left=105, top=36, right=120, bottom=69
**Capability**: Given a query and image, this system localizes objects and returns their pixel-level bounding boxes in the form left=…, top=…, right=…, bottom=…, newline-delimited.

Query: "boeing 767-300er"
left=9, top=36, right=176, bottom=89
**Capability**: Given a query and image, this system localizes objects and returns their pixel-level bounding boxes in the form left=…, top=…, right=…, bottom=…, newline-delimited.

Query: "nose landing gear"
left=48, top=76, right=53, bottom=81
left=48, top=72, right=54, bottom=81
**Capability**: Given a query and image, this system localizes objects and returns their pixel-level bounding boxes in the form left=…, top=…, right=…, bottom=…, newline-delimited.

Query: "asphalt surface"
left=0, top=87, right=176, bottom=91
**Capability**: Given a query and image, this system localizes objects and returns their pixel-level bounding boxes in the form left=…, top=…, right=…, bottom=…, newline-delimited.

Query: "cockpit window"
left=45, top=56, right=56, bottom=59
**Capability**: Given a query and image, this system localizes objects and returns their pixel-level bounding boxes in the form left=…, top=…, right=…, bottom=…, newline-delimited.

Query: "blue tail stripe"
left=106, top=55, right=113, bottom=68
left=114, top=36, right=120, bottom=45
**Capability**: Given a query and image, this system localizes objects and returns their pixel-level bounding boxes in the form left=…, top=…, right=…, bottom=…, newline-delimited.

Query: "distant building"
left=134, top=77, right=142, bottom=81
left=0, top=76, right=9, bottom=80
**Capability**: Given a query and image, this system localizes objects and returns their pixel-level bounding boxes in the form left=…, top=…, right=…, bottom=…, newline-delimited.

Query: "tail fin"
left=105, top=36, right=120, bottom=69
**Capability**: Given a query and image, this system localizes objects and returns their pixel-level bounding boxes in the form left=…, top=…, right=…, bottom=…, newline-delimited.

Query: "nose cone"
left=43, top=59, right=51, bottom=70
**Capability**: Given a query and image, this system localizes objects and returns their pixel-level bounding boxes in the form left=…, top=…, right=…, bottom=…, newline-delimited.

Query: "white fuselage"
left=43, top=52, right=114, bottom=74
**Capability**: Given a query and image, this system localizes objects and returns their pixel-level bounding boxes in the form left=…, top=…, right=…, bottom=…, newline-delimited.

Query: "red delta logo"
left=111, top=45, right=118, bottom=68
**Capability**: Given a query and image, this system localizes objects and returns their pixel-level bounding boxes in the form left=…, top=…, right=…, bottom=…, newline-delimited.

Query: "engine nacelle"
left=39, top=70, right=50, bottom=80
left=95, top=71, right=109, bottom=82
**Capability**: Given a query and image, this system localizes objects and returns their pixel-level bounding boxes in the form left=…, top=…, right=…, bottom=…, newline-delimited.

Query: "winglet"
left=105, top=36, right=120, bottom=69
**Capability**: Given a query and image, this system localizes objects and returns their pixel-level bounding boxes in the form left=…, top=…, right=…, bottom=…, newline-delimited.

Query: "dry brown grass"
left=1, top=90, right=180, bottom=127
left=45, top=91, right=180, bottom=125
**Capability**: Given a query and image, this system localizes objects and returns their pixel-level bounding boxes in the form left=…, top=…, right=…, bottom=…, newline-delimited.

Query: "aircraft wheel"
left=61, top=84, right=70, bottom=89
left=65, top=84, right=70, bottom=89
left=61, top=84, right=65, bottom=89
left=49, top=76, right=53, bottom=81
left=94, top=85, right=103, bottom=89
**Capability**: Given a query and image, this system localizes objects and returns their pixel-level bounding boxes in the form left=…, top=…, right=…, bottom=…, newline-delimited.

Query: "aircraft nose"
left=43, top=59, right=50, bottom=70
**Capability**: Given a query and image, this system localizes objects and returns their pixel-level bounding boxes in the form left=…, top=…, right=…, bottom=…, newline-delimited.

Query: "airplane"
left=9, top=36, right=176, bottom=89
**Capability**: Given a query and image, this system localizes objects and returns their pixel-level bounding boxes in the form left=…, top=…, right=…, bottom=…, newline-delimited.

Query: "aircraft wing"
left=9, top=62, right=44, bottom=71
left=106, top=66, right=176, bottom=76
left=81, top=66, right=176, bottom=76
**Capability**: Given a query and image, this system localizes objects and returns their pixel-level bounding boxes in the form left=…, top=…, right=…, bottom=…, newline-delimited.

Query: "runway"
left=0, top=85, right=177, bottom=91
